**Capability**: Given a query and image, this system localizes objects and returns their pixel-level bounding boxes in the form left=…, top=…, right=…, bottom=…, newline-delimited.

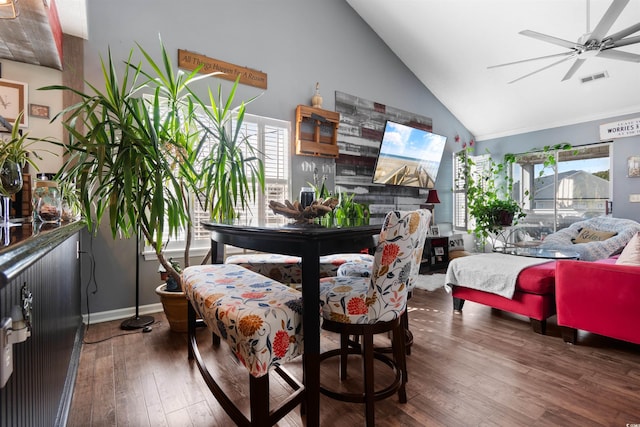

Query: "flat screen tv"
left=372, top=120, right=447, bottom=188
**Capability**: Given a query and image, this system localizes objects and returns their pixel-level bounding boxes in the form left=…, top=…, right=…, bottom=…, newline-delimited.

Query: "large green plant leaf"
left=40, top=36, right=266, bottom=286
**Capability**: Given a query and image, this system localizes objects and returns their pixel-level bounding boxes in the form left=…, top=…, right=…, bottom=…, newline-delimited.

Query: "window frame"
left=453, top=142, right=612, bottom=235
left=511, top=142, right=611, bottom=233
left=143, top=113, right=291, bottom=260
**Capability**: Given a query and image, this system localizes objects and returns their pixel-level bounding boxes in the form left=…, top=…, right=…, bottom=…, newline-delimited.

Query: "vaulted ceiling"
left=347, top=0, right=640, bottom=140
left=2, top=1, right=639, bottom=142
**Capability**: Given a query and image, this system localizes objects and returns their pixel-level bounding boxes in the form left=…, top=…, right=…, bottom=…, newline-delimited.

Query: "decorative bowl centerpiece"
left=269, top=197, right=339, bottom=222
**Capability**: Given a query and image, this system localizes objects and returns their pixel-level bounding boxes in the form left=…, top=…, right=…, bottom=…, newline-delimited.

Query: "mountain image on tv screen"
left=372, top=120, right=447, bottom=188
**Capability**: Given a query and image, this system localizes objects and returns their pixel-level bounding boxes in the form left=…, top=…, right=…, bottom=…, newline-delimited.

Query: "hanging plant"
left=462, top=148, right=525, bottom=242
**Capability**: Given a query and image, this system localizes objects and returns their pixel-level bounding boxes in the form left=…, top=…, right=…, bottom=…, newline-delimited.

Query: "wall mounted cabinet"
left=295, top=105, right=340, bottom=158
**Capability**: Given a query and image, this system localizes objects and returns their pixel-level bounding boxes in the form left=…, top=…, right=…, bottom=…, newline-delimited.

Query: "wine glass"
left=0, top=160, right=24, bottom=227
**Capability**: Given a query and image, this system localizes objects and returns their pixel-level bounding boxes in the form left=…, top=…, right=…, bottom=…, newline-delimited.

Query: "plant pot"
left=155, top=283, right=188, bottom=333
left=495, top=210, right=515, bottom=226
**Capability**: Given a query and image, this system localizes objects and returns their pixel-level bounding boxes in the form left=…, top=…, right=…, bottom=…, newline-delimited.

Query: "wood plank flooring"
left=67, top=286, right=640, bottom=426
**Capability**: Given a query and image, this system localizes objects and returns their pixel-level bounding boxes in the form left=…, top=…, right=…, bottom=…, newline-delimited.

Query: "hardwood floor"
left=68, top=287, right=640, bottom=426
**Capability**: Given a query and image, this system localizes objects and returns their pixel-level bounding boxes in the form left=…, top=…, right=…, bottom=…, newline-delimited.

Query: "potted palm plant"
left=42, top=38, right=265, bottom=331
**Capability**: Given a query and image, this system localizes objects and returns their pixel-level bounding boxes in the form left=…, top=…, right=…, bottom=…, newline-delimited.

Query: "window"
left=453, top=150, right=492, bottom=232
left=512, top=143, right=611, bottom=235
left=452, top=151, right=467, bottom=230
left=453, top=143, right=611, bottom=237
left=144, top=113, right=291, bottom=259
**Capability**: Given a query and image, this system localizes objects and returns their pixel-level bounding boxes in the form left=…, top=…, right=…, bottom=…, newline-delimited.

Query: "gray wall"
left=478, top=112, right=640, bottom=223
left=73, top=0, right=640, bottom=316
left=80, top=0, right=473, bottom=315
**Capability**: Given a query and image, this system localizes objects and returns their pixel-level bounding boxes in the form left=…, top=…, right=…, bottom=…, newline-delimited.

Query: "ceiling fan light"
left=0, top=0, right=18, bottom=19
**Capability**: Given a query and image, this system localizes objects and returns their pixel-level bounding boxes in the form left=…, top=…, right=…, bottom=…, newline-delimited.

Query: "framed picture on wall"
left=628, top=156, right=640, bottom=178
left=0, top=78, right=28, bottom=127
left=29, top=103, right=50, bottom=119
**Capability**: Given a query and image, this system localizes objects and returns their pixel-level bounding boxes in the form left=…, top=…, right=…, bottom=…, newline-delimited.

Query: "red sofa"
left=451, top=261, right=557, bottom=334
left=555, top=257, right=640, bottom=345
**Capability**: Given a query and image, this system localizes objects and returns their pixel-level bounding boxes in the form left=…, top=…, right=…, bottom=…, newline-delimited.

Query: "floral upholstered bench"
left=225, top=252, right=374, bottom=284
left=182, top=263, right=305, bottom=426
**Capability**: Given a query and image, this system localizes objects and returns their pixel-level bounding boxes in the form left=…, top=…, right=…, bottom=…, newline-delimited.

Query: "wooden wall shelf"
left=295, top=105, right=340, bottom=158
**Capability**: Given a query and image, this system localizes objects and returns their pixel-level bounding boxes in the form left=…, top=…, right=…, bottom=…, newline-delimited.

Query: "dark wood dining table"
left=202, top=217, right=382, bottom=427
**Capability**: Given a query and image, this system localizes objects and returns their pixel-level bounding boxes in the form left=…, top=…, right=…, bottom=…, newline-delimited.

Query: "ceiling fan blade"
left=561, top=58, right=587, bottom=81
left=508, top=54, right=576, bottom=84
left=612, top=35, right=640, bottom=48
left=519, top=30, right=578, bottom=49
left=605, top=22, right=640, bottom=43
left=597, top=49, right=640, bottom=62
left=591, top=0, right=630, bottom=41
left=607, top=34, right=640, bottom=49
left=487, top=52, right=574, bottom=69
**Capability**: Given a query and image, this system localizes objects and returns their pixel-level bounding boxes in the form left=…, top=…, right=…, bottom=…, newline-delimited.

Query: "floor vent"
left=580, top=71, right=609, bottom=84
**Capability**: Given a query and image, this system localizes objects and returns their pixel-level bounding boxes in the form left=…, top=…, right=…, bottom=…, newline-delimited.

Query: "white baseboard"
left=83, top=303, right=164, bottom=324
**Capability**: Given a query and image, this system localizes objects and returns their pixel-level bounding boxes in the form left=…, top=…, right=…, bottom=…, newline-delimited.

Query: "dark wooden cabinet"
left=421, top=236, right=449, bottom=272
left=0, top=221, right=84, bottom=427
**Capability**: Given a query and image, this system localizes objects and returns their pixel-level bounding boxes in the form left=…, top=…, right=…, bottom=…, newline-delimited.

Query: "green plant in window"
left=463, top=148, right=526, bottom=243
left=536, top=143, right=573, bottom=177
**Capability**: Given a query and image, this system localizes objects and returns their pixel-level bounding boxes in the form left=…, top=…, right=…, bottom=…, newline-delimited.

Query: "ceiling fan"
left=489, top=0, right=640, bottom=83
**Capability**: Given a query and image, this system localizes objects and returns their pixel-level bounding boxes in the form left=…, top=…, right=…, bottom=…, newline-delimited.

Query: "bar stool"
left=318, top=209, right=430, bottom=426
left=335, top=213, right=429, bottom=356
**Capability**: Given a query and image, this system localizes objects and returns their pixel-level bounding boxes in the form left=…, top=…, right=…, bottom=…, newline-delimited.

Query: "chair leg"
left=340, top=332, right=349, bottom=380
left=362, top=331, right=376, bottom=427
left=401, top=310, right=412, bottom=356
left=250, top=374, right=270, bottom=427
left=369, top=311, right=412, bottom=356
left=392, top=323, right=408, bottom=403
left=319, top=318, right=407, bottom=426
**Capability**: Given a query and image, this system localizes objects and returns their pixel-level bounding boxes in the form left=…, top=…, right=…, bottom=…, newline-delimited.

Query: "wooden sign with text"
left=599, top=117, right=640, bottom=140
left=178, top=49, right=267, bottom=90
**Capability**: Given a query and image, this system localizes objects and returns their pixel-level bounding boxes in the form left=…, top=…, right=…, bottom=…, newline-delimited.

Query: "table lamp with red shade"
left=424, top=189, right=440, bottom=225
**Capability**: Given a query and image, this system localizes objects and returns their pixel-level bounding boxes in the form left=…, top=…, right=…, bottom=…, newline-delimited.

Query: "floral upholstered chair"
left=332, top=210, right=430, bottom=354
left=317, top=209, right=430, bottom=426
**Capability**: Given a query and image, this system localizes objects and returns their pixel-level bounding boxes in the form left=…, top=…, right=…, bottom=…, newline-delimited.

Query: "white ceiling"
left=346, top=0, right=640, bottom=141
left=52, top=0, right=640, bottom=141
left=55, top=0, right=87, bottom=39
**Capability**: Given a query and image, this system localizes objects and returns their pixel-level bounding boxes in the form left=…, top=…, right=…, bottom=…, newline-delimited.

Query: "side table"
left=420, top=235, right=449, bottom=272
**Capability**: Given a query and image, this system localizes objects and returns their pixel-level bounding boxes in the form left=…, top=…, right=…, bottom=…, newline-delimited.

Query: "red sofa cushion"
left=515, top=261, right=556, bottom=295
left=556, top=259, right=640, bottom=345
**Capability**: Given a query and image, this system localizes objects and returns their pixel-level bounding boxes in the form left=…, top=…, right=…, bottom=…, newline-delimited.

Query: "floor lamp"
left=121, top=229, right=155, bottom=330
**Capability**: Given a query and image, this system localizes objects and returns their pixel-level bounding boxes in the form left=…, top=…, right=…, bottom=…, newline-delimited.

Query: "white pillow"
left=449, top=234, right=465, bottom=252
left=616, top=232, right=640, bottom=266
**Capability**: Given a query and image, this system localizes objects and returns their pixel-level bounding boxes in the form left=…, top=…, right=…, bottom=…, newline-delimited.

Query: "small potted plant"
left=0, top=112, right=47, bottom=171
left=0, top=112, right=55, bottom=224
